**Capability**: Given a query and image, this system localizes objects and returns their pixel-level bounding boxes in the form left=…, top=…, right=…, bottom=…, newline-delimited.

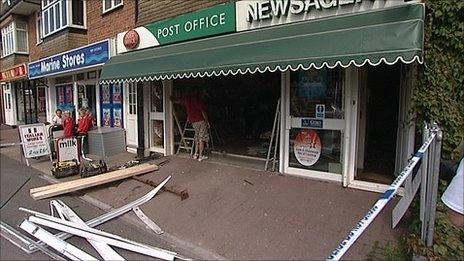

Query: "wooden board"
left=30, top=163, right=158, bottom=200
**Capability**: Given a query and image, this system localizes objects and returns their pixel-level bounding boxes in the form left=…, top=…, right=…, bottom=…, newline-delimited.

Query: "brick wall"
left=27, top=12, right=40, bottom=62
left=87, top=0, right=136, bottom=42
left=137, top=0, right=232, bottom=26
left=32, top=30, right=88, bottom=60
left=0, top=54, right=28, bottom=69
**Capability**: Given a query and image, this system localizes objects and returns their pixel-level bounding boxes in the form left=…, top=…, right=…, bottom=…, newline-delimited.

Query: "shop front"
left=28, top=40, right=112, bottom=126
left=0, top=63, right=43, bottom=126
left=100, top=1, right=424, bottom=192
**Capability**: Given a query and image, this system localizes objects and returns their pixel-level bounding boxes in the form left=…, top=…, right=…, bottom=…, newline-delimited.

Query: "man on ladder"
left=171, top=86, right=210, bottom=162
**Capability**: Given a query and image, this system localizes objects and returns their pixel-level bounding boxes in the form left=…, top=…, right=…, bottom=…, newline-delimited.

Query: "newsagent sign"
left=117, top=2, right=236, bottom=53
left=235, top=0, right=413, bottom=31
left=28, top=40, right=110, bottom=79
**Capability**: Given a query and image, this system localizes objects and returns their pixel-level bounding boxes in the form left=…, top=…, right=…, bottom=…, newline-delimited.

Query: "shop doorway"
left=78, top=84, right=97, bottom=116
left=173, top=73, right=281, bottom=167
left=148, top=81, right=165, bottom=154
left=37, top=86, right=47, bottom=123
left=355, top=64, right=400, bottom=184
left=2, top=84, right=15, bottom=125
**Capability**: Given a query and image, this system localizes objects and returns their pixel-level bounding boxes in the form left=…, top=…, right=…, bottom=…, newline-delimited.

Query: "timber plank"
left=30, top=164, right=158, bottom=200
left=30, top=164, right=154, bottom=194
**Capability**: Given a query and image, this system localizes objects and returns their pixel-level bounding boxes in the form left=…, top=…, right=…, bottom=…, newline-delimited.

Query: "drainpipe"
left=136, top=82, right=145, bottom=158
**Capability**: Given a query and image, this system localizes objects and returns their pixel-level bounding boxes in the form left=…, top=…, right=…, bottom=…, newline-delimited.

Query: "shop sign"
left=0, top=64, right=28, bottom=82
left=19, top=123, right=51, bottom=158
left=117, top=2, right=236, bottom=53
left=28, top=40, right=110, bottom=79
left=57, top=137, right=79, bottom=162
left=301, top=118, right=323, bottom=129
left=315, top=104, right=325, bottom=119
left=294, top=129, right=321, bottom=166
left=236, top=0, right=412, bottom=31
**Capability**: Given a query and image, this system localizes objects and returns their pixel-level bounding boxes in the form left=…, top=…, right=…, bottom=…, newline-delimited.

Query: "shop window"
left=290, top=68, right=344, bottom=119
left=288, top=68, right=345, bottom=174
left=56, top=85, right=75, bottom=113
left=103, top=0, right=123, bottom=13
left=1, top=20, right=28, bottom=57
left=128, top=83, right=137, bottom=115
left=42, top=0, right=86, bottom=38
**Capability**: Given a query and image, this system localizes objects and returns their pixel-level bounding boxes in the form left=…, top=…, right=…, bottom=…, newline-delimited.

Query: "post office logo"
left=123, top=30, right=140, bottom=50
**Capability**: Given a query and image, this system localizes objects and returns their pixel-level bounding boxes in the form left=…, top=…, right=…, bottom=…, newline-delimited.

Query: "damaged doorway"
left=356, top=64, right=400, bottom=184
left=173, top=72, right=281, bottom=169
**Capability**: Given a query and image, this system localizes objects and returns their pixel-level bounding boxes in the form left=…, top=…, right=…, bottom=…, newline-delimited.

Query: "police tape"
left=327, top=132, right=437, bottom=260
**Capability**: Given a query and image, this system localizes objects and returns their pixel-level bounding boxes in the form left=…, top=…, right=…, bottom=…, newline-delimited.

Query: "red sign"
left=123, top=30, right=140, bottom=50
left=0, top=64, right=28, bottom=81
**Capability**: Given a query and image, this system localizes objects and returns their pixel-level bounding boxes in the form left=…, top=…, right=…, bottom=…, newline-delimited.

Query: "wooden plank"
left=30, top=164, right=154, bottom=194
left=30, top=164, right=158, bottom=200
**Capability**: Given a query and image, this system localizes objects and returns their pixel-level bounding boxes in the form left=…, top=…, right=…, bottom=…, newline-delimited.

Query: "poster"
left=293, top=130, right=321, bottom=166
left=58, top=87, right=65, bottom=104
left=297, top=69, right=328, bottom=99
left=100, top=83, right=123, bottom=128
left=102, top=108, right=111, bottom=127
left=19, top=123, right=51, bottom=158
left=113, top=84, right=122, bottom=104
left=102, top=85, right=111, bottom=104
left=65, top=86, right=73, bottom=103
left=57, top=137, right=79, bottom=162
left=113, top=108, right=122, bottom=127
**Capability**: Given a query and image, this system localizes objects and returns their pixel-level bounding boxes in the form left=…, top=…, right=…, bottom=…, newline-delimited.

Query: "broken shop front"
left=100, top=1, right=425, bottom=192
left=28, top=40, right=112, bottom=126
left=0, top=63, right=46, bottom=126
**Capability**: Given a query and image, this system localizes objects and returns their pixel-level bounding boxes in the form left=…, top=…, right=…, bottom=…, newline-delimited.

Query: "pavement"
left=0, top=125, right=406, bottom=260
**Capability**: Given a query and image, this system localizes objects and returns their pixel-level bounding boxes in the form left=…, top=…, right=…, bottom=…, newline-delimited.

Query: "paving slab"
left=0, top=125, right=405, bottom=260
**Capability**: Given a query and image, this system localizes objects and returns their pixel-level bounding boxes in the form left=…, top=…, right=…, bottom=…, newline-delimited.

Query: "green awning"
left=100, top=3, right=424, bottom=84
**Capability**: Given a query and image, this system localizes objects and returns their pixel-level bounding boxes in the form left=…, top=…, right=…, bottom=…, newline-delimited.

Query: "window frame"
left=42, top=0, right=87, bottom=39
left=102, top=0, right=123, bottom=14
left=36, top=12, right=43, bottom=44
left=0, top=21, right=28, bottom=58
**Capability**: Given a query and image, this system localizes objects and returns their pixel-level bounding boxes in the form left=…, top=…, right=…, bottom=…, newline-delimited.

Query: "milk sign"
left=57, top=137, right=80, bottom=162
left=19, top=123, right=51, bottom=158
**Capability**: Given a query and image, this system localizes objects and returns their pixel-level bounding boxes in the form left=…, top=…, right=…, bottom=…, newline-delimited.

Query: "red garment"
left=63, top=117, right=74, bottom=138
left=180, top=95, right=207, bottom=123
left=77, top=115, right=93, bottom=135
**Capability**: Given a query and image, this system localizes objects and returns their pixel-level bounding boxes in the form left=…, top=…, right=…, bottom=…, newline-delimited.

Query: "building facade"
left=100, top=0, right=424, bottom=193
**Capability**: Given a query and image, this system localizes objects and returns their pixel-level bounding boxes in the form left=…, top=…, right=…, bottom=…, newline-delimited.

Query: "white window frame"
left=102, top=0, right=123, bottom=14
left=36, top=12, right=43, bottom=44
left=1, top=21, right=28, bottom=58
left=42, top=0, right=87, bottom=39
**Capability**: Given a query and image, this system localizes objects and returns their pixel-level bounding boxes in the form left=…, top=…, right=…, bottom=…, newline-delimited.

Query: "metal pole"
left=420, top=124, right=429, bottom=242
left=265, top=99, right=280, bottom=171
left=426, top=128, right=442, bottom=246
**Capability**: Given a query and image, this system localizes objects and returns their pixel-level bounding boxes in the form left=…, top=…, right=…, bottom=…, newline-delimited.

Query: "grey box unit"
left=87, top=127, right=126, bottom=157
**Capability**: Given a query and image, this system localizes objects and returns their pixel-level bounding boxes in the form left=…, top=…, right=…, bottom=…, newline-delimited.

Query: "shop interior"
left=173, top=72, right=281, bottom=167
left=355, top=64, right=401, bottom=184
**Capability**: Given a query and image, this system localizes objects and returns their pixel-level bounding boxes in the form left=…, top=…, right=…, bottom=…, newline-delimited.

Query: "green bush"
left=413, top=0, right=464, bottom=160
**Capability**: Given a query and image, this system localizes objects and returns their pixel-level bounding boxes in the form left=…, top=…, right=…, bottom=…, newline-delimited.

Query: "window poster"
left=102, top=108, right=111, bottom=127
left=100, top=83, right=123, bottom=128
left=294, top=129, right=322, bottom=166
left=113, top=84, right=122, bottom=104
left=102, top=85, right=111, bottom=104
left=113, top=108, right=122, bottom=127
left=297, top=69, right=328, bottom=99
left=56, top=85, right=74, bottom=112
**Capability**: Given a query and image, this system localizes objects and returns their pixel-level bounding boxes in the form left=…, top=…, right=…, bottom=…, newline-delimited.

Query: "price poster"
left=19, top=123, right=51, bottom=159
left=293, top=130, right=322, bottom=166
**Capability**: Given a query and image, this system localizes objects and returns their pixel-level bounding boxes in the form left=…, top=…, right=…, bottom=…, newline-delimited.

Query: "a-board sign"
left=294, top=129, right=322, bottom=167
left=301, top=118, right=323, bottom=129
left=19, top=123, right=51, bottom=158
left=57, top=137, right=80, bottom=162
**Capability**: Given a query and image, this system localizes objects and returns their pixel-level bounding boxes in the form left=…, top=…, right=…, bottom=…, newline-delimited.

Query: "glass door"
left=148, top=81, right=165, bottom=153
left=285, top=68, right=345, bottom=181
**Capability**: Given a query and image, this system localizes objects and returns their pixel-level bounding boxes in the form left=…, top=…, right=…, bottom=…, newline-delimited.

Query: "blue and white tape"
left=327, top=132, right=437, bottom=260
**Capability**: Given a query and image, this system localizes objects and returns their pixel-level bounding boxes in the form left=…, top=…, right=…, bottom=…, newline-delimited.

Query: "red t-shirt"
left=63, top=117, right=74, bottom=138
left=180, top=95, right=207, bottom=123
left=78, top=115, right=93, bottom=135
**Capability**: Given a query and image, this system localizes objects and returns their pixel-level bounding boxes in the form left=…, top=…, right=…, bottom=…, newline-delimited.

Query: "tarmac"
left=0, top=125, right=405, bottom=260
